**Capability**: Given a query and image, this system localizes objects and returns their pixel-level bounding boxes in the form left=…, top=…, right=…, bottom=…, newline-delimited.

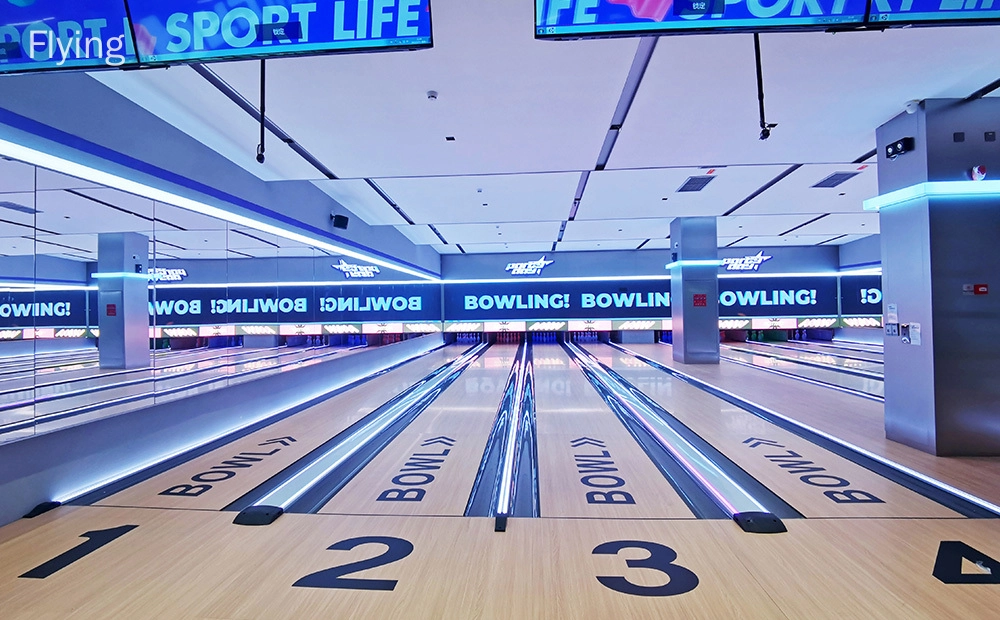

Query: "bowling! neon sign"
left=505, top=256, right=554, bottom=276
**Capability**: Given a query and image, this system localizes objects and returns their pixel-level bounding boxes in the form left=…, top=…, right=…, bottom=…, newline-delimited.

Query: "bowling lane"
left=586, top=343, right=958, bottom=519
left=721, top=346, right=884, bottom=399
left=622, top=342, right=1000, bottom=508
left=94, top=346, right=468, bottom=512
left=786, top=339, right=884, bottom=356
left=319, top=345, right=519, bottom=517
left=533, top=343, right=695, bottom=519
left=3, top=506, right=999, bottom=619
left=730, top=339, right=884, bottom=366
left=14, top=346, right=351, bottom=423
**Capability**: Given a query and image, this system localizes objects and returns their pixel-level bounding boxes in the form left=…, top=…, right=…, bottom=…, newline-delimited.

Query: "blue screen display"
left=534, top=0, right=868, bottom=37
left=868, top=0, right=1000, bottom=24
left=840, top=275, right=882, bottom=315
left=0, top=0, right=137, bottom=73
left=127, top=0, right=432, bottom=65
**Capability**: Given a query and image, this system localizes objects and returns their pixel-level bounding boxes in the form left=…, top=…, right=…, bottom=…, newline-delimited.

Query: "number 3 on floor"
left=593, top=540, right=699, bottom=597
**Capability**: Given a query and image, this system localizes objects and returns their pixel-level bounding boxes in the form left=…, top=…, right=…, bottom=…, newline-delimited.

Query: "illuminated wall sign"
left=145, top=283, right=440, bottom=325
left=128, top=0, right=433, bottom=65
left=447, top=280, right=671, bottom=321
left=721, top=251, right=772, bottom=272
left=0, top=0, right=138, bottom=74
left=506, top=256, right=554, bottom=276
left=868, top=0, right=1000, bottom=25
left=0, top=290, right=87, bottom=327
left=149, top=267, right=188, bottom=282
left=332, top=260, right=380, bottom=279
left=534, top=0, right=869, bottom=38
left=840, top=275, right=883, bottom=315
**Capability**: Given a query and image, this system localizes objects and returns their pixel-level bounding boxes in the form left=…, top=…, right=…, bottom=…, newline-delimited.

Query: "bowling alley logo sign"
left=505, top=256, right=554, bottom=277
left=333, top=260, right=380, bottom=279
left=721, top=251, right=772, bottom=272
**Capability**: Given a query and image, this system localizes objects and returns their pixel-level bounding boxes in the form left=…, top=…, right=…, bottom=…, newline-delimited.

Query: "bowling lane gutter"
left=610, top=343, right=1000, bottom=519
left=465, top=340, right=540, bottom=531
left=0, top=346, right=356, bottom=439
left=229, top=342, right=491, bottom=525
left=564, top=342, right=794, bottom=534
left=718, top=353, right=884, bottom=403
left=722, top=346, right=884, bottom=380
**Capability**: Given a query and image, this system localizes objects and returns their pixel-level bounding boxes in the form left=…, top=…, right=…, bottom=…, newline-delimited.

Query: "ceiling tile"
left=375, top=172, right=578, bottom=224
left=312, top=180, right=409, bottom=226
left=736, top=163, right=878, bottom=215
left=433, top=221, right=562, bottom=245
left=579, top=166, right=791, bottom=220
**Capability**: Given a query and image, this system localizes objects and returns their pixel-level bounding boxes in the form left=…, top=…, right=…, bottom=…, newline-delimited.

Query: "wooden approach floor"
left=1, top=343, right=999, bottom=618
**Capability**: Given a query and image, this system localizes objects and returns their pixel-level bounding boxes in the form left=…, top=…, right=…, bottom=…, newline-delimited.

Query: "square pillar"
left=97, top=233, right=150, bottom=369
left=670, top=217, right=720, bottom=364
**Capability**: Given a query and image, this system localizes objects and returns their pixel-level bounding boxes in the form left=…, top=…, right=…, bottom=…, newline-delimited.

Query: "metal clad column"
left=876, top=98, right=1000, bottom=456
left=669, top=217, right=719, bottom=364
left=97, top=233, right=150, bottom=369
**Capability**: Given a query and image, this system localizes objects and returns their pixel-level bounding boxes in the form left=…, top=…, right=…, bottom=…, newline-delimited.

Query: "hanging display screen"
left=0, top=0, right=138, bottom=73
left=867, top=0, right=1000, bottom=25
left=534, top=0, right=869, bottom=38
left=126, top=0, right=433, bottom=65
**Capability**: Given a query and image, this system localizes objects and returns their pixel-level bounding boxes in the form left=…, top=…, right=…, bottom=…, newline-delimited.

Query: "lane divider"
left=231, top=342, right=489, bottom=525
left=464, top=341, right=539, bottom=531
left=565, top=342, right=788, bottom=534
left=611, top=342, right=1000, bottom=519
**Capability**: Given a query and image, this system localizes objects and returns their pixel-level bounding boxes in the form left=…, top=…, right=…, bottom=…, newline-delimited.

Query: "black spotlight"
left=332, top=214, right=349, bottom=230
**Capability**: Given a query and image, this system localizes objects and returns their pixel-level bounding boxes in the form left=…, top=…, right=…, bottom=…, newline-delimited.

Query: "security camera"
left=256, top=144, right=265, bottom=164
left=904, top=100, right=921, bottom=115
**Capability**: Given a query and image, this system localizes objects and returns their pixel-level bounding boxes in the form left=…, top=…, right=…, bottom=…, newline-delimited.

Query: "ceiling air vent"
left=676, top=175, right=715, bottom=192
left=812, top=172, right=859, bottom=188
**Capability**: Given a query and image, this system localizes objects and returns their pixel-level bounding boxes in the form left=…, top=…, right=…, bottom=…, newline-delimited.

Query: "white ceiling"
left=29, top=1, right=1000, bottom=257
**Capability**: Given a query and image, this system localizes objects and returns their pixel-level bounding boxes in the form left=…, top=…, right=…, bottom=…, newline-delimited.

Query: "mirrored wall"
left=0, top=156, right=419, bottom=446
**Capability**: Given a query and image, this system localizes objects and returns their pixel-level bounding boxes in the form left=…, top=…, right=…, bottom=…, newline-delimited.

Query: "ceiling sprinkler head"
left=426, top=90, right=438, bottom=100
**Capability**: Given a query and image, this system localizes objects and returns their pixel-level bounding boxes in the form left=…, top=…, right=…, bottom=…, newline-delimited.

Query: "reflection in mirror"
left=33, top=173, right=154, bottom=432
left=0, top=158, right=37, bottom=442
left=151, top=201, right=230, bottom=401
left=0, top=156, right=427, bottom=447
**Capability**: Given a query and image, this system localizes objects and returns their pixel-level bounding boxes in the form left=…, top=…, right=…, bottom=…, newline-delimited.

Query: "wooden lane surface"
left=319, top=345, right=518, bottom=517
left=722, top=348, right=885, bottom=397
left=587, top=344, right=958, bottom=519
left=787, top=339, right=884, bottom=355
left=94, top=347, right=466, bottom=512
left=533, top=344, right=695, bottom=520
left=626, top=343, right=1000, bottom=508
left=764, top=340, right=885, bottom=362
left=728, top=340, right=884, bottom=368
left=2, top=505, right=999, bottom=618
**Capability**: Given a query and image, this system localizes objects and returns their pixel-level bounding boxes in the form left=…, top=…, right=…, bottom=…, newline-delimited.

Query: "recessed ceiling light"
left=445, top=136, right=456, bottom=142
left=482, top=203, right=488, bottom=207
left=661, top=197, right=668, bottom=201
